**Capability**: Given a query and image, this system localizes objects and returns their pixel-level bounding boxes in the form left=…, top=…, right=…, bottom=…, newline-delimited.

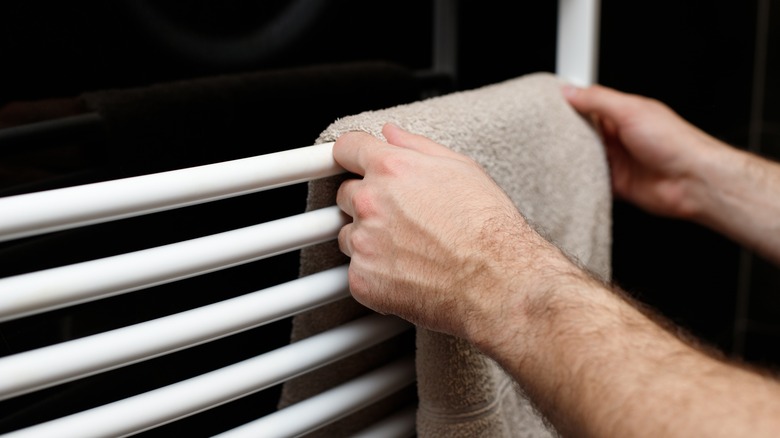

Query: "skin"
left=333, top=85, right=780, bottom=437
left=565, top=84, right=780, bottom=266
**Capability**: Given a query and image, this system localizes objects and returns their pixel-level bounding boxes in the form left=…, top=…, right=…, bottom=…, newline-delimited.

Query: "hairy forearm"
left=476, top=264, right=780, bottom=437
left=688, top=142, right=780, bottom=265
left=331, top=122, right=780, bottom=435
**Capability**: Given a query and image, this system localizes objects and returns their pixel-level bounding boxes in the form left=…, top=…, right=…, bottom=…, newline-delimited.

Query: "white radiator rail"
left=3, top=314, right=411, bottom=438
left=0, top=266, right=350, bottom=402
left=351, top=406, right=417, bottom=438
left=0, top=206, right=347, bottom=322
left=0, top=142, right=340, bottom=243
left=216, top=357, right=416, bottom=438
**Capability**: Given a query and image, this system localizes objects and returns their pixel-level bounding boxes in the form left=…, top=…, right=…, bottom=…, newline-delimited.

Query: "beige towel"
left=280, top=72, right=611, bottom=437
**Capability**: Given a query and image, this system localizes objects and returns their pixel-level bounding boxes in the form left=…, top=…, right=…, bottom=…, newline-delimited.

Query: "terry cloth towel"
left=279, top=72, right=611, bottom=437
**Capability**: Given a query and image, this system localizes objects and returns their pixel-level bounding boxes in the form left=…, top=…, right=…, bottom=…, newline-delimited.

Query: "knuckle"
left=351, top=189, right=377, bottom=219
left=374, top=152, right=410, bottom=177
left=350, top=228, right=374, bottom=257
left=337, top=225, right=351, bottom=256
left=347, top=267, right=370, bottom=300
left=336, top=180, right=354, bottom=211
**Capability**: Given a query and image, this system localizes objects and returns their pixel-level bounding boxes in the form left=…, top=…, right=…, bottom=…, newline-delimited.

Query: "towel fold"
left=281, top=72, right=611, bottom=437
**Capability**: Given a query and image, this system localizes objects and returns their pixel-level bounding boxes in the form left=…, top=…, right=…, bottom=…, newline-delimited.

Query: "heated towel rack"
left=0, top=1, right=598, bottom=436
left=0, top=143, right=417, bottom=437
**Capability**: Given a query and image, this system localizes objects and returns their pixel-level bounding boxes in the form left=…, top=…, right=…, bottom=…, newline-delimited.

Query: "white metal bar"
left=556, top=0, right=600, bottom=86
left=2, top=314, right=412, bottom=438
left=0, top=266, right=350, bottom=402
left=351, top=406, right=417, bottom=438
left=215, top=357, right=416, bottom=438
left=0, top=206, right=347, bottom=322
left=0, top=142, right=341, bottom=243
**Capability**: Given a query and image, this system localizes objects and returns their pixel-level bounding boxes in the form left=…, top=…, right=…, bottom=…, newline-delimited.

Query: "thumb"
left=563, top=83, right=638, bottom=123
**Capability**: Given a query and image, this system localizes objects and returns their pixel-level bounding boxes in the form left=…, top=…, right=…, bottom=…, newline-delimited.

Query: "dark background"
left=1, top=0, right=779, bottom=435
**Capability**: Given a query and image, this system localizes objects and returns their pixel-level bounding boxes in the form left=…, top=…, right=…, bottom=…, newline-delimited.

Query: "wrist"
left=683, top=140, right=751, bottom=225
left=685, top=144, right=780, bottom=264
left=466, top=239, right=602, bottom=366
left=675, top=135, right=742, bottom=222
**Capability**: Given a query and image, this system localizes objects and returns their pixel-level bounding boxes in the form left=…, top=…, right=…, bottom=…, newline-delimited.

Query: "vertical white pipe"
left=556, top=0, right=600, bottom=86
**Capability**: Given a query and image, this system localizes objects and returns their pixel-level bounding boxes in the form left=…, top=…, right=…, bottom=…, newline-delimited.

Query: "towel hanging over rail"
left=281, top=71, right=612, bottom=436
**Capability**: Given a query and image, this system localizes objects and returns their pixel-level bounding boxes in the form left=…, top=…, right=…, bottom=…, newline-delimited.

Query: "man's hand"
left=565, top=84, right=780, bottom=265
left=563, top=84, right=729, bottom=220
left=333, top=122, right=578, bottom=349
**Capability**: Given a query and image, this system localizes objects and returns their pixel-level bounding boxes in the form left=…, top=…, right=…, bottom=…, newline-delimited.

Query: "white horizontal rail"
left=351, top=406, right=417, bottom=438
left=3, top=314, right=412, bottom=438
left=0, top=142, right=341, bottom=242
left=215, top=357, right=416, bottom=438
left=0, top=266, right=350, bottom=402
left=0, top=206, right=347, bottom=322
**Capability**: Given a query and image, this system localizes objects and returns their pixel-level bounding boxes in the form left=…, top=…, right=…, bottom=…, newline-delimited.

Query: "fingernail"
left=562, top=84, right=580, bottom=99
left=384, top=121, right=403, bottom=131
